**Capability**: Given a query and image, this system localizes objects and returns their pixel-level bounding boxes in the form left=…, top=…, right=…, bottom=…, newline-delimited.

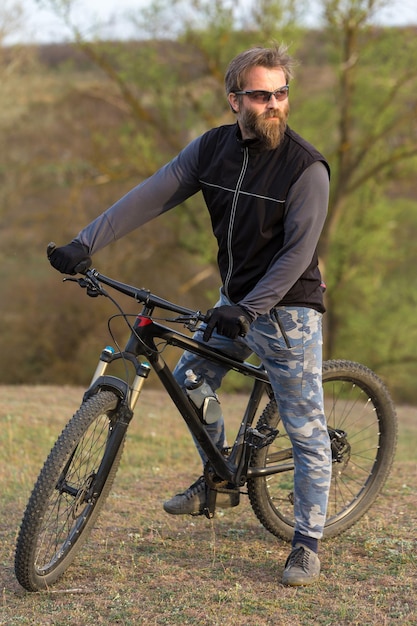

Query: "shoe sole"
left=282, top=573, right=320, bottom=586
left=163, top=504, right=203, bottom=515
left=163, top=491, right=240, bottom=516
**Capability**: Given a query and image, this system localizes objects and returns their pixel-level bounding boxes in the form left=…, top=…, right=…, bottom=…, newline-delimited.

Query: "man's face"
left=228, top=66, right=289, bottom=149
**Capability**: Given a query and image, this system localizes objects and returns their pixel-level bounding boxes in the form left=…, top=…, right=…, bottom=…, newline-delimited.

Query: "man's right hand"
left=203, top=304, right=252, bottom=342
left=47, top=241, right=92, bottom=275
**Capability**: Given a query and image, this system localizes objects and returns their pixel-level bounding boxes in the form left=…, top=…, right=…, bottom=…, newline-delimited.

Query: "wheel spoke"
left=15, top=391, right=122, bottom=591
left=247, top=361, right=396, bottom=541
left=33, top=415, right=110, bottom=573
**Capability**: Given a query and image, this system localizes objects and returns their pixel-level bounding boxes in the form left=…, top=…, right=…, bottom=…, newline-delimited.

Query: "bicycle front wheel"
left=15, top=390, right=124, bottom=591
left=247, top=360, right=397, bottom=541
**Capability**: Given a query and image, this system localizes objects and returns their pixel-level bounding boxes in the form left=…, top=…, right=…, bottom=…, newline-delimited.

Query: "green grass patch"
left=1, top=386, right=416, bottom=625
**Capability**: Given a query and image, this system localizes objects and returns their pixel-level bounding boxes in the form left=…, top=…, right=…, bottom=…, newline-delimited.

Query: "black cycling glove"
left=47, top=241, right=91, bottom=275
left=203, top=305, right=253, bottom=342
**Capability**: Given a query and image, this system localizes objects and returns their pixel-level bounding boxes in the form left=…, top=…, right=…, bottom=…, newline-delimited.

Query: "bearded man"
left=49, top=45, right=332, bottom=586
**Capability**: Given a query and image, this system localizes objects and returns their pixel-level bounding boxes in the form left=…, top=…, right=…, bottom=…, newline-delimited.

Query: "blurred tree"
left=0, top=0, right=24, bottom=41
left=1, top=0, right=417, bottom=399
left=314, top=1, right=417, bottom=365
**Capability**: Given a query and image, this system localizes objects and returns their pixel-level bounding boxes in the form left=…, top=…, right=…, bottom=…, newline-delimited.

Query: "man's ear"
left=228, top=93, right=239, bottom=113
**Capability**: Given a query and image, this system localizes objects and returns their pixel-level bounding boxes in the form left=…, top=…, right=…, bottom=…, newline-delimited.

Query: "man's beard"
left=240, top=106, right=289, bottom=149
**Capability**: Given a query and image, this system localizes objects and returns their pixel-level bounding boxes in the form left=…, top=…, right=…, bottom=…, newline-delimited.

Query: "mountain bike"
left=15, top=259, right=397, bottom=592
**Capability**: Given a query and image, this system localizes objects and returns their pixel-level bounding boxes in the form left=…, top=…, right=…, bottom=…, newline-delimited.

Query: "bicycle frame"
left=13, top=261, right=398, bottom=593
left=80, top=269, right=289, bottom=490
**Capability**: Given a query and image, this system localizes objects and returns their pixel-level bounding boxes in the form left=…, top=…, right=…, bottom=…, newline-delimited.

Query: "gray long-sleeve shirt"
left=76, top=124, right=329, bottom=317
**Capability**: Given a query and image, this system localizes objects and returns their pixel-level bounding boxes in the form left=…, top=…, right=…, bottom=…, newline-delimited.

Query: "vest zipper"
left=224, top=147, right=249, bottom=300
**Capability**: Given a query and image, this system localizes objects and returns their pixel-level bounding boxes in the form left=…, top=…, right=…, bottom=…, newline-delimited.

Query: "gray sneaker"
left=282, top=544, right=321, bottom=586
left=163, top=476, right=239, bottom=516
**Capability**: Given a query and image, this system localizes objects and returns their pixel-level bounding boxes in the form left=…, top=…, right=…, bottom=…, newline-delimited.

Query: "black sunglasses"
left=234, top=85, right=289, bottom=103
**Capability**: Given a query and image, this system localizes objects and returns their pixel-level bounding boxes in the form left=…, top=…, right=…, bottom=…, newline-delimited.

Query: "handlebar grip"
left=73, top=258, right=92, bottom=274
left=47, top=241, right=91, bottom=275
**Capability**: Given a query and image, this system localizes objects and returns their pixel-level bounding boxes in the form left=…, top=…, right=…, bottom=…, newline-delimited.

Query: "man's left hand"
left=203, top=305, right=252, bottom=342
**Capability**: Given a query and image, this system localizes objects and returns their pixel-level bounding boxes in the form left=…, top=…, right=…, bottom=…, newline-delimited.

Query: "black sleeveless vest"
left=197, top=124, right=330, bottom=313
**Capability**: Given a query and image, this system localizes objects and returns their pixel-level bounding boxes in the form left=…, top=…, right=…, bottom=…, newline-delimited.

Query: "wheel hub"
left=72, top=474, right=95, bottom=518
left=330, top=428, right=351, bottom=471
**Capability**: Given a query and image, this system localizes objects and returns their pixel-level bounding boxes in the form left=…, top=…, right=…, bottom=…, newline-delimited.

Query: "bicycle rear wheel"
left=247, top=360, right=397, bottom=541
left=15, top=390, right=124, bottom=591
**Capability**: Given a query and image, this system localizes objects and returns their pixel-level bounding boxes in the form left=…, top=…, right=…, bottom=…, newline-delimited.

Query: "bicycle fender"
left=83, top=375, right=130, bottom=405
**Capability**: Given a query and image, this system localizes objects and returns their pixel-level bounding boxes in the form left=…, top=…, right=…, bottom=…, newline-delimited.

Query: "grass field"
left=0, top=385, right=416, bottom=625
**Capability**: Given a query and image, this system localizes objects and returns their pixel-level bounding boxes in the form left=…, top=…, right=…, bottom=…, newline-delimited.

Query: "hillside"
left=1, top=30, right=417, bottom=399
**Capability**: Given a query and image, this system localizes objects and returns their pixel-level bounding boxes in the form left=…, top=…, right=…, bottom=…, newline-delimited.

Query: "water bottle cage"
left=200, top=395, right=221, bottom=424
left=184, top=370, right=222, bottom=424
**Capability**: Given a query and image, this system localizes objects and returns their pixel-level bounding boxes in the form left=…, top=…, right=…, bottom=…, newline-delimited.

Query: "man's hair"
left=224, top=44, right=295, bottom=94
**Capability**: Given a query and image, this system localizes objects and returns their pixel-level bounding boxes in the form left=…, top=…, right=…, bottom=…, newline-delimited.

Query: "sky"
left=3, top=0, right=417, bottom=45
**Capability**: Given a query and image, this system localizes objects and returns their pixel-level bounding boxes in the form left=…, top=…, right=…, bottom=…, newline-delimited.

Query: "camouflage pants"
left=173, top=293, right=331, bottom=539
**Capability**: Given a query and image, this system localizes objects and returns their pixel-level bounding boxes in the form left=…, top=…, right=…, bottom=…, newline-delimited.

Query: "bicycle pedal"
left=202, top=487, right=218, bottom=519
left=245, top=425, right=278, bottom=449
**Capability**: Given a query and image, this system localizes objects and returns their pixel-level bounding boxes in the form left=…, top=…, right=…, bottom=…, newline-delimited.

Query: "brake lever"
left=63, top=274, right=105, bottom=298
left=173, top=312, right=204, bottom=332
left=62, top=277, right=80, bottom=284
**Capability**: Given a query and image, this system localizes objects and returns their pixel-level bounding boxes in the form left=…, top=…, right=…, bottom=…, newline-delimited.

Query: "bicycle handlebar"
left=47, top=241, right=203, bottom=318
left=87, top=268, right=206, bottom=319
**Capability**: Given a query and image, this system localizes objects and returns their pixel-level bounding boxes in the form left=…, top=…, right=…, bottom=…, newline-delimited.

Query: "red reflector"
left=137, top=316, right=152, bottom=326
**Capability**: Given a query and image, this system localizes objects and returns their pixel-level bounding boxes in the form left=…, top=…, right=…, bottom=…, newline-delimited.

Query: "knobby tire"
left=247, top=360, right=397, bottom=541
left=15, top=390, right=124, bottom=592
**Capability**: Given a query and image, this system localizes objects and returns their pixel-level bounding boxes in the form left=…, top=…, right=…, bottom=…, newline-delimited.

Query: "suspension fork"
left=73, top=340, right=152, bottom=504
left=88, top=338, right=152, bottom=412
left=87, top=403, right=134, bottom=503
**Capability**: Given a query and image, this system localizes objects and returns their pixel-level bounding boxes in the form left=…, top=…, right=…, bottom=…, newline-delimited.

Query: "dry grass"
left=1, top=385, right=416, bottom=625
